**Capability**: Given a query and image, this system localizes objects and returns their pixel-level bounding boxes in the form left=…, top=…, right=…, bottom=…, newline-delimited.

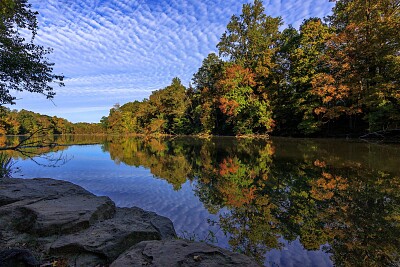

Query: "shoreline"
left=0, top=177, right=260, bottom=266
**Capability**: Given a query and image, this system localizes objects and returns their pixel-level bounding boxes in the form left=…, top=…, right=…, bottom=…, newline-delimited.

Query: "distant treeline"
left=101, top=0, right=399, bottom=137
left=0, top=108, right=104, bottom=135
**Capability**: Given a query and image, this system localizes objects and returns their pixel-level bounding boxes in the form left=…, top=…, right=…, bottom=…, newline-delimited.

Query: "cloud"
left=13, top=0, right=334, bottom=122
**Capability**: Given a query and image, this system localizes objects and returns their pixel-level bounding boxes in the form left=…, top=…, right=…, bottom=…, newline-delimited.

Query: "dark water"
left=5, top=135, right=400, bottom=266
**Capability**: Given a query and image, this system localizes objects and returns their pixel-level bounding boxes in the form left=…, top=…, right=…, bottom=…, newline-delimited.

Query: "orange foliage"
left=218, top=158, right=239, bottom=176
left=311, top=171, right=349, bottom=200
left=220, top=182, right=257, bottom=208
left=311, top=73, right=351, bottom=105
left=0, top=135, right=6, bottom=147
left=217, top=65, right=257, bottom=96
left=314, top=159, right=327, bottom=168
left=219, top=97, right=239, bottom=116
left=218, top=65, right=257, bottom=91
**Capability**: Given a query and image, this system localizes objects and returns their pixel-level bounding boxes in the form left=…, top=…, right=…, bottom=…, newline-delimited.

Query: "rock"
left=0, top=178, right=177, bottom=266
left=0, top=178, right=116, bottom=236
left=110, top=239, right=261, bottom=267
left=0, top=249, right=39, bottom=267
left=0, top=178, right=94, bottom=205
left=0, top=178, right=258, bottom=266
left=49, top=207, right=176, bottom=262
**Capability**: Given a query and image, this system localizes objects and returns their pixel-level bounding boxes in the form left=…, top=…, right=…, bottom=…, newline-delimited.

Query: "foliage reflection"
left=101, top=137, right=400, bottom=266
left=6, top=136, right=399, bottom=266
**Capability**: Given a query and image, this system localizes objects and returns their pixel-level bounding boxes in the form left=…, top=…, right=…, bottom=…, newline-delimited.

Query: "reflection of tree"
left=99, top=136, right=400, bottom=266
left=104, top=137, right=192, bottom=190
left=2, top=134, right=107, bottom=166
left=192, top=139, right=279, bottom=263
left=309, top=162, right=400, bottom=267
left=219, top=196, right=281, bottom=263
left=267, top=147, right=400, bottom=266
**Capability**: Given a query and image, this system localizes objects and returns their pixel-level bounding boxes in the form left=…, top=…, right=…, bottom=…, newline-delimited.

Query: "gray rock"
left=0, top=178, right=258, bottom=266
left=0, top=178, right=116, bottom=236
left=49, top=207, right=176, bottom=262
left=0, top=178, right=177, bottom=266
left=0, top=249, right=39, bottom=267
left=0, top=178, right=93, bottom=205
left=110, top=239, right=261, bottom=267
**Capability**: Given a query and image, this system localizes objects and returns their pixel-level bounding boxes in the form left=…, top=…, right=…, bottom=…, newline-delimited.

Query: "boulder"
left=110, top=239, right=261, bottom=267
left=0, top=249, right=39, bottom=267
left=49, top=207, right=176, bottom=262
left=0, top=178, right=259, bottom=266
left=0, top=178, right=116, bottom=236
left=0, top=178, right=177, bottom=266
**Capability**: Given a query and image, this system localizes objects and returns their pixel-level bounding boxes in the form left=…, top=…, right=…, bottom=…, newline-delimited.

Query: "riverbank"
left=0, top=178, right=260, bottom=266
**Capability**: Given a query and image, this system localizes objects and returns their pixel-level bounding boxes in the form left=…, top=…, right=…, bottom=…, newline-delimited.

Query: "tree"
left=216, top=0, right=281, bottom=134
left=147, top=77, right=190, bottom=134
left=324, top=0, right=400, bottom=132
left=192, top=53, right=224, bottom=134
left=217, top=64, right=274, bottom=134
left=0, top=0, right=64, bottom=105
left=290, top=18, right=333, bottom=134
left=217, top=0, right=282, bottom=75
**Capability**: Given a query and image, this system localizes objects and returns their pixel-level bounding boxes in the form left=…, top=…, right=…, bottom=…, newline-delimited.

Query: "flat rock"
left=0, top=178, right=177, bottom=266
left=0, top=178, right=92, bottom=206
left=0, top=178, right=258, bottom=266
left=110, top=239, right=261, bottom=267
left=0, top=178, right=115, bottom=236
left=50, top=207, right=176, bottom=262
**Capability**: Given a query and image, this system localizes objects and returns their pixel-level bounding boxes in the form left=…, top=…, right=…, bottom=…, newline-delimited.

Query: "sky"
left=10, top=0, right=335, bottom=123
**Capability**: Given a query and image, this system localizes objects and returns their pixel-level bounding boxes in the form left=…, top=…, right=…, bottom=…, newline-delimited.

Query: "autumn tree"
left=103, top=78, right=191, bottom=135
left=147, top=77, right=190, bottom=134
left=216, top=0, right=281, bottom=134
left=217, top=64, right=274, bottom=134
left=191, top=53, right=224, bottom=134
left=290, top=18, right=333, bottom=134
left=322, top=0, right=400, bottom=132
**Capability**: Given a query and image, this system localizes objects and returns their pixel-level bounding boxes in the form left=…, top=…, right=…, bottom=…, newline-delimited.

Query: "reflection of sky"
left=15, top=144, right=333, bottom=267
left=9, top=0, right=334, bottom=123
left=266, top=239, right=332, bottom=267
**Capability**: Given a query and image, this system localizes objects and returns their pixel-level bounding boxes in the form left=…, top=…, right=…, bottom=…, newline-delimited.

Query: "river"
left=5, top=135, right=400, bottom=266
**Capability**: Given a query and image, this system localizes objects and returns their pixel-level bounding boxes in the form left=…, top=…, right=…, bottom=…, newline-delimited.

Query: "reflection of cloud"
left=14, top=0, right=334, bottom=122
left=266, top=239, right=333, bottom=267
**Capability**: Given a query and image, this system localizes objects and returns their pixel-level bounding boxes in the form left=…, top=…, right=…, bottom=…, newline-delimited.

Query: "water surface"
left=7, top=136, right=400, bottom=266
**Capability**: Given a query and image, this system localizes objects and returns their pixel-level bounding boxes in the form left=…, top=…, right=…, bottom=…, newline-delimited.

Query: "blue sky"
left=10, top=0, right=334, bottom=123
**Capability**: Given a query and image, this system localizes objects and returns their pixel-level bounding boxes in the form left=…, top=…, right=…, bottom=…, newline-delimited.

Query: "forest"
left=1, top=0, right=399, bottom=137
left=99, top=0, right=400, bottom=137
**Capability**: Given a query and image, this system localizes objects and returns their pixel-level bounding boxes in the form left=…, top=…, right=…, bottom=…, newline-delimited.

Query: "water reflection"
left=6, top=136, right=400, bottom=266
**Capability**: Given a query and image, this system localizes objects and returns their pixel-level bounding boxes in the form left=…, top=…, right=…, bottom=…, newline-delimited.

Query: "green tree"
left=217, top=0, right=282, bottom=75
left=217, top=0, right=282, bottom=134
left=0, top=0, right=64, bottom=105
left=290, top=18, right=333, bottom=134
left=192, top=53, right=224, bottom=134
left=147, top=77, right=190, bottom=134
left=217, top=64, right=274, bottom=134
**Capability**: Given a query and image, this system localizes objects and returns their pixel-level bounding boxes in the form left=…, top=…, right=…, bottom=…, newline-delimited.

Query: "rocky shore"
left=0, top=178, right=260, bottom=266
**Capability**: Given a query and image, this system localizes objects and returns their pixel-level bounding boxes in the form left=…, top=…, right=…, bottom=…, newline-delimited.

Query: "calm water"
left=5, top=136, right=400, bottom=266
